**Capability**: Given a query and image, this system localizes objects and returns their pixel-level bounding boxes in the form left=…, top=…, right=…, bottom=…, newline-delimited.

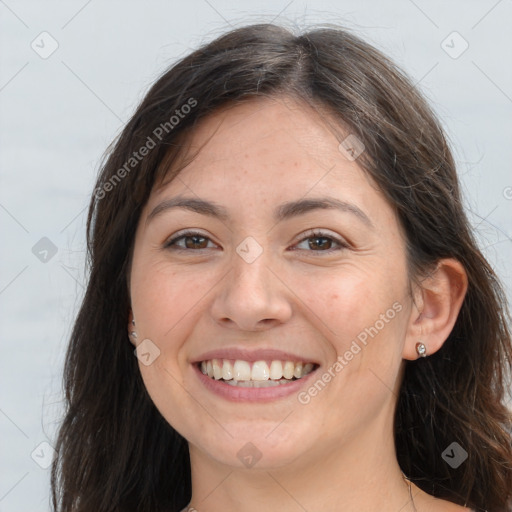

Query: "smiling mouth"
left=198, top=359, right=318, bottom=387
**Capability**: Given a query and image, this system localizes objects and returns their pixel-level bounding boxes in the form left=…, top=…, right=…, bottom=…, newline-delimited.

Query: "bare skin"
left=128, top=96, right=470, bottom=511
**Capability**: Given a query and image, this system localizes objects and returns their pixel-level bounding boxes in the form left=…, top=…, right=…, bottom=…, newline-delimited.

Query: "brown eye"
left=183, top=235, right=209, bottom=249
left=164, top=231, right=216, bottom=251
left=307, top=236, right=333, bottom=251
left=294, top=230, right=348, bottom=253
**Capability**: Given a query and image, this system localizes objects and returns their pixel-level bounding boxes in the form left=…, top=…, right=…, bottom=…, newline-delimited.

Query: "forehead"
left=183, top=96, right=342, bottom=169
left=147, top=96, right=393, bottom=228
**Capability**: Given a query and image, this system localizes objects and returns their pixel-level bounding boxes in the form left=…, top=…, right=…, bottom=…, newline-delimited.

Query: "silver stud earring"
left=130, top=331, right=138, bottom=339
left=415, top=341, right=427, bottom=358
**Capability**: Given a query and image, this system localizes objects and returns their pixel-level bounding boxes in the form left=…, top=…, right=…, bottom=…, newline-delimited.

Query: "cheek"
left=303, top=269, right=402, bottom=334
left=130, top=257, right=219, bottom=342
left=291, top=262, right=409, bottom=374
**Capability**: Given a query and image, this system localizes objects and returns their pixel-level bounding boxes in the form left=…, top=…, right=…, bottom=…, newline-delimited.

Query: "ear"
left=403, top=258, right=468, bottom=360
left=127, top=309, right=137, bottom=346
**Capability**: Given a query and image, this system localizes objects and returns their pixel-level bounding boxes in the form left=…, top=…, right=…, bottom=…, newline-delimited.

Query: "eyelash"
left=163, top=229, right=349, bottom=254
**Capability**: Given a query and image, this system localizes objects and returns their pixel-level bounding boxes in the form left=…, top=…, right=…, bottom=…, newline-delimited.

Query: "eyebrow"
left=146, top=195, right=373, bottom=228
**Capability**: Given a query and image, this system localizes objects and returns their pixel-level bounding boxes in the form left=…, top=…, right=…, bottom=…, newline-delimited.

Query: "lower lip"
left=193, top=364, right=318, bottom=402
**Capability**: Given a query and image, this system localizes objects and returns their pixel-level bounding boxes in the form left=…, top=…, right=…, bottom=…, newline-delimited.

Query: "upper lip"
left=191, top=348, right=319, bottom=364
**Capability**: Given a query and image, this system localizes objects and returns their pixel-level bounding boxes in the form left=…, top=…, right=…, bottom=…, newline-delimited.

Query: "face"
left=129, top=96, right=414, bottom=471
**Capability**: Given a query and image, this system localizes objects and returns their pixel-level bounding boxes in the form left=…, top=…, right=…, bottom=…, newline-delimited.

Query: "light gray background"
left=1, top=1, right=511, bottom=510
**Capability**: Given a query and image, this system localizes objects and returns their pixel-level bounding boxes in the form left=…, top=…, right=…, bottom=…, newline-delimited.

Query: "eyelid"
left=163, top=229, right=218, bottom=250
left=291, top=229, right=350, bottom=252
left=163, top=228, right=350, bottom=255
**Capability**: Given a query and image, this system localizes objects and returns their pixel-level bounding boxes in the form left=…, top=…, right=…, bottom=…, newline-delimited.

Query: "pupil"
left=186, top=236, right=206, bottom=249
left=309, top=237, right=331, bottom=250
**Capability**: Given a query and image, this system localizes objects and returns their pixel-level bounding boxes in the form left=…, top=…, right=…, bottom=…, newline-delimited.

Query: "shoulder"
left=424, top=499, right=473, bottom=512
left=439, top=505, right=473, bottom=512
left=420, top=500, right=473, bottom=512
left=411, top=484, right=474, bottom=512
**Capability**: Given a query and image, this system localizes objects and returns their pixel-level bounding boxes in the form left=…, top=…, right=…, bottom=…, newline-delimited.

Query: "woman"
left=51, top=23, right=512, bottom=512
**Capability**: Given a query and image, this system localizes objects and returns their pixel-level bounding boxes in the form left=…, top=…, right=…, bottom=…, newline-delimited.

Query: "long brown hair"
left=51, top=23, right=512, bottom=512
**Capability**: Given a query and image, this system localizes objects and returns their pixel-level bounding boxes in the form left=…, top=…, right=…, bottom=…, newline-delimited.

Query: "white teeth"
left=233, top=360, right=251, bottom=381
left=200, top=359, right=316, bottom=383
left=225, top=379, right=281, bottom=388
left=212, top=359, right=222, bottom=380
left=222, top=360, right=233, bottom=380
left=283, top=361, right=295, bottom=379
left=251, top=360, right=270, bottom=381
left=269, top=360, right=283, bottom=380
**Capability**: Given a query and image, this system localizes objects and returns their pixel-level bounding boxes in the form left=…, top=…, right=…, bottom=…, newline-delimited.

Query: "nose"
left=210, top=250, right=293, bottom=332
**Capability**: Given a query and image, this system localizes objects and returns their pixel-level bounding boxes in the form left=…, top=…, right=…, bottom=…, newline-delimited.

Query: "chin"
left=187, top=419, right=317, bottom=470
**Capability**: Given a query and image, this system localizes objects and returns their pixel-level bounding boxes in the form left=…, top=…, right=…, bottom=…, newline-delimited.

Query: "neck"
left=187, top=422, right=414, bottom=512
